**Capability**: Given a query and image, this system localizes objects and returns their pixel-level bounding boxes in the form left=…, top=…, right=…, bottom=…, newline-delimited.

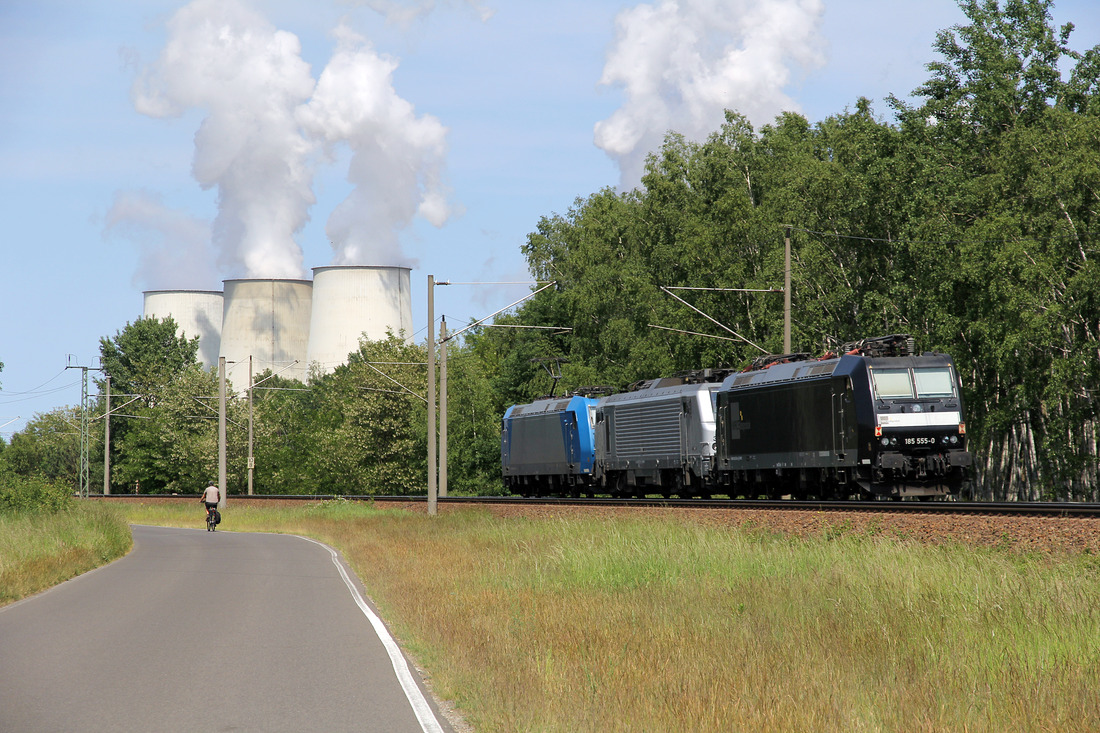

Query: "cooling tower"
left=220, top=279, right=313, bottom=383
left=142, top=290, right=224, bottom=369
left=306, top=266, right=413, bottom=376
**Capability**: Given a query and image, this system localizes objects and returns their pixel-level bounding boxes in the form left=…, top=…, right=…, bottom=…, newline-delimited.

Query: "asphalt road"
left=0, top=525, right=453, bottom=732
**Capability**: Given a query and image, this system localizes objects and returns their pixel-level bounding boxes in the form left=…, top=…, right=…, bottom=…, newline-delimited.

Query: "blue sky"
left=1, top=0, right=1097, bottom=436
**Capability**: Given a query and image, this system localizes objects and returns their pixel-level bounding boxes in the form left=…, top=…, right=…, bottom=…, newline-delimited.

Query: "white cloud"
left=595, top=0, right=826, bottom=188
left=354, top=0, right=495, bottom=27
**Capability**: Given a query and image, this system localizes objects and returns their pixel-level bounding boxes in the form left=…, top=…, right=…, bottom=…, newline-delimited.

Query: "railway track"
left=94, top=493, right=1100, bottom=518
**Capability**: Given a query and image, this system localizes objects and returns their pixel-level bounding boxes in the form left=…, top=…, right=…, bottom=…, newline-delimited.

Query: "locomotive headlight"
left=949, top=435, right=959, bottom=445
left=881, top=437, right=891, bottom=446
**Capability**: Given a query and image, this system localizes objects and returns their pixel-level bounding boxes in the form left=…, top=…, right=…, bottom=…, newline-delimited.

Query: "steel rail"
left=90, top=493, right=1100, bottom=518
left=430, top=496, right=1100, bottom=517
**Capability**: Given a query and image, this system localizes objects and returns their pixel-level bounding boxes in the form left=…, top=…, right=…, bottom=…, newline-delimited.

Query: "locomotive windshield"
left=914, top=367, right=955, bottom=397
left=871, top=369, right=914, bottom=399
left=872, top=366, right=957, bottom=400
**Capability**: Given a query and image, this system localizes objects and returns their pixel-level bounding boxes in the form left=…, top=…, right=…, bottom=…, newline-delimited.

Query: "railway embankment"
left=96, top=494, right=1100, bottom=555
left=415, top=501, right=1100, bottom=555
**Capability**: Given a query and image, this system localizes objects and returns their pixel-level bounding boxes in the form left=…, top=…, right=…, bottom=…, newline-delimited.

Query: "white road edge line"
left=294, top=535, right=446, bottom=733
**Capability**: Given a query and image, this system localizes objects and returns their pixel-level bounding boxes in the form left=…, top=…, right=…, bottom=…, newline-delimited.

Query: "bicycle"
left=206, top=506, right=218, bottom=532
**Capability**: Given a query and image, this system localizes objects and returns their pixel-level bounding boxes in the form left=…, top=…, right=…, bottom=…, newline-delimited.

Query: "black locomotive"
left=715, top=335, right=971, bottom=499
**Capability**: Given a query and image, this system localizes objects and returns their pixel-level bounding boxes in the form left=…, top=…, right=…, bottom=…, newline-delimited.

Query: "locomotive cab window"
left=914, top=367, right=955, bottom=398
left=871, top=369, right=914, bottom=399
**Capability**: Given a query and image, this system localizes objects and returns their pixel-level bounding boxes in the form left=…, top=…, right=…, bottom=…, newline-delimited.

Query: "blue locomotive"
left=501, top=395, right=599, bottom=496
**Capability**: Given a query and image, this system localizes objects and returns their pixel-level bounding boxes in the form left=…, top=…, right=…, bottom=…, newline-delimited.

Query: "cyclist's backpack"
left=214, top=510, right=221, bottom=525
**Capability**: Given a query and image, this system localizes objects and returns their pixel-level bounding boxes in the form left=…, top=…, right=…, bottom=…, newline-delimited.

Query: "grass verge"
left=0, top=502, right=133, bottom=606
left=124, top=501, right=1100, bottom=732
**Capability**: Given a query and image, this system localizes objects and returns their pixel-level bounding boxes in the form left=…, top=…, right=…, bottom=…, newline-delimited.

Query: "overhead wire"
left=0, top=368, right=71, bottom=396
left=0, top=368, right=81, bottom=406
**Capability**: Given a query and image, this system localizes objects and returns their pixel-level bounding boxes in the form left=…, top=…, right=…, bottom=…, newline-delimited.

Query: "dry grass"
left=0, top=503, right=132, bottom=606
left=122, top=501, right=1100, bottom=732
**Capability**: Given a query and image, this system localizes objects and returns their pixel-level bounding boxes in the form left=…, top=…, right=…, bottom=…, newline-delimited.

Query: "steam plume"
left=133, top=0, right=317, bottom=278
left=104, top=190, right=217, bottom=290
left=595, top=0, right=826, bottom=188
left=127, top=0, right=453, bottom=280
left=298, top=25, right=452, bottom=266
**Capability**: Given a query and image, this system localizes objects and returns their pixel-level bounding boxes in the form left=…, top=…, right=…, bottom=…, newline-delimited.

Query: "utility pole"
left=439, top=316, right=448, bottom=498
left=248, top=355, right=254, bottom=496
left=218, top=356, right=227, bottom=509
left=784, top=226, right=792, bottom=354
left=424, top=278, right=550, bottom=512
left=79, top=365, right=90, bottom=497
left=79, top=368, right=89, bottom=498
left=65, top=359, right=95, bottom=499
left=103, top=376, right=111, bottom=495
left=426, top=276, right=437, bottom=516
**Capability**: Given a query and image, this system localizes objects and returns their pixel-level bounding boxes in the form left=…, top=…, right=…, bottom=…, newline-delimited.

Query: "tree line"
left=477, top=0, right=1100, bottom=500
left=0, top=317, right=502, bottom=497
left=1, top=0, right=1097, bottom=499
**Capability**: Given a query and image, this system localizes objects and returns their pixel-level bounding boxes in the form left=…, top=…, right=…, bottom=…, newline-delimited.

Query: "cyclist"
left=201, top=480, right=220, bottom=527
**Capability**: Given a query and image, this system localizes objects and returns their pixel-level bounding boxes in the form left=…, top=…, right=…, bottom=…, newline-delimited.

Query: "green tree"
left=99, top=317, right=199, bottom=404
left=314, top=335, right=429, bottom=495
left=2, top=407, right=83, bottom=488
left=486, top=0, right=1099, bottom=500
left=0, top=362, right=6, bottom=464
left=439, top=335, right=506, bottom=495
left=905, top=0, right=1079, bottom=133
left=885, top=0, right=1100, bottom=499
left=250, top=371, right=321, bottom=494
left=246, top=331, right=501, bottom=496
left=98, top=317, right=208, bottom=493
left=109, top=365, right=234, bottom=494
